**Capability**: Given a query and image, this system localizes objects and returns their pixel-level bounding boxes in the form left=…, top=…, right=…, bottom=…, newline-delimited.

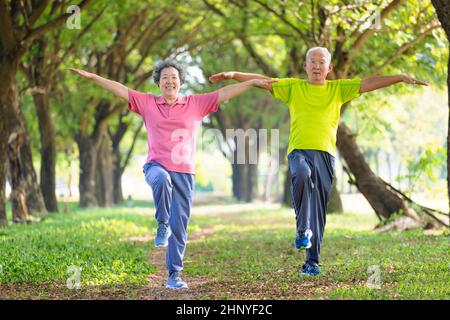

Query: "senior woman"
left=69, top=60, right=274, bottom=289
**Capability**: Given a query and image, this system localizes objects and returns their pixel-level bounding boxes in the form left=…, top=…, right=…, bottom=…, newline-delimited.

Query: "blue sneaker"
left=155, top=222, right=171, bottom=248
left=166, top=272, right=188, bottom=289
left=300, top=263, right=321, bottom=276
left=295, top=229, right=312, bottom=250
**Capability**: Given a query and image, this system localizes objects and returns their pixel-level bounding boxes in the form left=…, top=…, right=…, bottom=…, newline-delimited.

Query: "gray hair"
left=153, top=60, right=186, bottom=85
left=306, top=47, right=332, bottom=64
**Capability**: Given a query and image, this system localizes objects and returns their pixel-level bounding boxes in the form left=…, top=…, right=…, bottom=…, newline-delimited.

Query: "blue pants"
left=288, top=149, right=335, bottom=267
left=143, top=162, right=194, bottom=274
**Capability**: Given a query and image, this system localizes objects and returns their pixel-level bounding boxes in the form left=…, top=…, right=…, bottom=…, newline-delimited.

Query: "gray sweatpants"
left=288, top=149, right=335, bottom=267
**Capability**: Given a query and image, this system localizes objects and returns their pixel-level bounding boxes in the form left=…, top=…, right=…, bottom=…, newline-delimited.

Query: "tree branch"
left=203, top=0, right=227, bottom=17
left=252, top=0, right=312, bottom=47
left=382, top=179, right=450, bottom=227
left=238, top=34, right=279, bottom=77
left=23, top=0, right=92, bottom=44
left=0, top=0, right=17, bottom=51
left=371, top=23, right=440, bottom=75
left=342, top=0, right=406, bottom=77
left=120, top=121, right=144, bottom=172
left=28, top=0, right=51, bottom=27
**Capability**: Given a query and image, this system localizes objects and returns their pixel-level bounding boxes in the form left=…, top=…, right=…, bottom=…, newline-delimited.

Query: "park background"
left=0, top=0, right=449, bottom=299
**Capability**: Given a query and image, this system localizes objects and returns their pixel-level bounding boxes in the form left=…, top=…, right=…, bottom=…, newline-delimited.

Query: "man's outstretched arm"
left=209, top=71, right=272, bottom=84
left=360, top=75, right=428, bottom=93
left=68, top=68, right=129, bottom=101
left=217, top=78, right=277, bottom=104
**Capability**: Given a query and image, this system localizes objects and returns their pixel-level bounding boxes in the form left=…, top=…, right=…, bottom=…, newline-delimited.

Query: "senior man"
left=209, top=47, right=428, bottom=276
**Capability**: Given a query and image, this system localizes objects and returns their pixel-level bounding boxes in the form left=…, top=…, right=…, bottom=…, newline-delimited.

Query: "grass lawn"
left=0, top=200, right=449, bottom=299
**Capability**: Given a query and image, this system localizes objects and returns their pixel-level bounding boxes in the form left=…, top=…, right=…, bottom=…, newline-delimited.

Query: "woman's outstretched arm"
left=68, top=68, right=129, bottom=101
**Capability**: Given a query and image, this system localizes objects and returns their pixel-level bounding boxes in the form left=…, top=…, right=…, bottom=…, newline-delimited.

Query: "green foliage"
left=0, top=206, right=155, bottom=287
left=398, top=145, right=446, bottom=194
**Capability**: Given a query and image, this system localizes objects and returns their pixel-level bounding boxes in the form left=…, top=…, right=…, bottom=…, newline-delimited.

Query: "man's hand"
left=360, top=75, right=429, bottom=93
left=251, top=78, right=278, bottom=91
left=68, top=68, right=95, bottom=80
left=209, top=72, right=235, bottom=83
left=401, top=75, right=429, bottom=86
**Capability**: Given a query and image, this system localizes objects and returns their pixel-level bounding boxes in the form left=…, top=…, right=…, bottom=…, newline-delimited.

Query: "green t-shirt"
left=272, top=78, right=361, bottom=156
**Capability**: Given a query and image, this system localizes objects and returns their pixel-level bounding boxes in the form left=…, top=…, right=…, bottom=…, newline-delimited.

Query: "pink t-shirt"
left=128, top=89, right=219, bottom=174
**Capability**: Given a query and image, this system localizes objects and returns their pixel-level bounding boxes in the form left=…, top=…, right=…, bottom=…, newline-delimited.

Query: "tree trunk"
left=231, top=163, right=258, bottom=202
left=112, top=149, right=123, bottom=204
left=8, top=132, right=30, bottom=222
left=232, top=163, right=245, bottom=201
left=0, top=57, right=46, bottom=216
left=247, top=162, right=258, bottom=202
left=76, top=136, right=99, bottom=208
left=337, top=122, right=408, bottom=219
left=0, top=122, right=6, bottom=226
left=0, top=83, right=8, bottom=227
left=231, top=132, right=259, bottom=202
left=95, top=135, right=113, bottom=207
left=17, top=110, right=47, bottom=214
left=328, top=177, right=344, bottom=214
left=110, top=114, right=143, bottom=205
left=32, top=92, right=58, bottom=212
left=76, top=100, right=113, bottom=208
left=231, top=137, right=258, bottom=202
left=28, top=38, right=58, bottom=212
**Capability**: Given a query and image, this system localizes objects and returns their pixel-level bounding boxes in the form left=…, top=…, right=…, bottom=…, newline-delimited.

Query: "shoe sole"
left=295, top=230, right=313, bottom=251
left=300, top=272, right=320, bottom=276
left=154, top=230, right=171, bottom=248
left=166, top=285, right=188, bottom=289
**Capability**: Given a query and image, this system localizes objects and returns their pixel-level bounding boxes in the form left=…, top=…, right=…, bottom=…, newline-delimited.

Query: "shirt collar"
left=156, top=95, right=187, bottom=106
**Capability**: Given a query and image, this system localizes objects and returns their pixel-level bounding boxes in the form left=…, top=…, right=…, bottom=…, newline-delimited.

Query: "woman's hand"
left=68, top=68, right=96, bottom=80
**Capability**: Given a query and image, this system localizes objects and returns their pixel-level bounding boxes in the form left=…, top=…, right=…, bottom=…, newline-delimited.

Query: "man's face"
left=159, top=67, right=181, bottom=97
left=304, top=51, right=333, bottom=84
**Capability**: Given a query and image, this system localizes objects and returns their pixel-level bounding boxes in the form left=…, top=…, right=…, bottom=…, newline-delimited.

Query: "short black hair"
left=153, top=60, right=186, bottom=85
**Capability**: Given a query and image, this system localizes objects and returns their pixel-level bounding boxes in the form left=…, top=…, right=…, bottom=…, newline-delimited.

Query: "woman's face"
left=159, top=67, right=181, bottom=98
